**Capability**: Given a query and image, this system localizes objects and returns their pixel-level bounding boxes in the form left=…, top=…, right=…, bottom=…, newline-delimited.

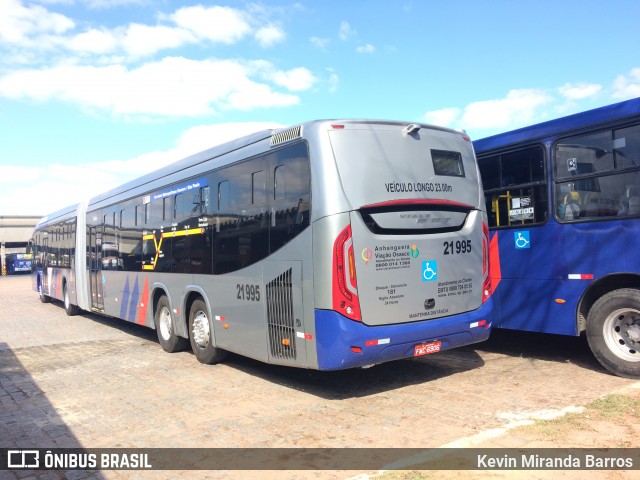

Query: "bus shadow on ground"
left=0, top=343, right=106, bottom=479
left=222, top=348, right=486, bottom=400
left=71, top=304, right=488, bottom=399
left=477, top=328, right=608, bottom=375
left=72, top=306, right=159, bottom=343
left=73, top=305, right=612, bottom=395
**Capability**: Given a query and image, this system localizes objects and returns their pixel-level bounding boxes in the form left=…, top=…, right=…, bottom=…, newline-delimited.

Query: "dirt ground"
left=372, top=384, right=640, bottom=480
left=2, top=274, right=639, bottom=480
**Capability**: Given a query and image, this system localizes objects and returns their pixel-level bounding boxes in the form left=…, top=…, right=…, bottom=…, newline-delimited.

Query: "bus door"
left=89, top=225, right=104, bottom=310
left=41, top=235, right=50, bottom=294
left=478, top=146, right=566, bottom=334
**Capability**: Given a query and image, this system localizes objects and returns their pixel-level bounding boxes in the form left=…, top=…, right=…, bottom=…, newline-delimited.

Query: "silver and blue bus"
left=31, top=120, right=492, bottom=370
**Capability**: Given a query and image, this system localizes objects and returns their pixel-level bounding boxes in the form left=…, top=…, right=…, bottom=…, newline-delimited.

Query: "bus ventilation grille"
left=270, top=125, right=302, bottom=147
left=266, top=268, right=296, bottom=360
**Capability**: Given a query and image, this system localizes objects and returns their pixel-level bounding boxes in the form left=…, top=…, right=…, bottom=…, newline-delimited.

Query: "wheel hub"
left=625, top=323, right=640, bottom=343
left=192, top=312, right=210, bottom=349
left=604, top=308, right=640, bottom=362
left=158, top=307, right=172, bottom=341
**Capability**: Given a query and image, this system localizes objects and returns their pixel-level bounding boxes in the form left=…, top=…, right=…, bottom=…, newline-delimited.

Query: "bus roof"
left=87, top=119, right=468, bottom=210
left=35, top=203, right=81, bottom=229
left=474, top=97, right=640, bottom=153
left=88, top=128, right=275, bottom=209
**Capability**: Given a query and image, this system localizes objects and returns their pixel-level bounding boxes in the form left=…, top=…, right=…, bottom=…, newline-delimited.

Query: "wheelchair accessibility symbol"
left=514, top=231, right=530, bottom=249
left=422, top=260, right=438, bottom=282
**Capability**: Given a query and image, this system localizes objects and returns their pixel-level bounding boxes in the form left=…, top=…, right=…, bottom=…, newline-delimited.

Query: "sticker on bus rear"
left=421, top=260, right=438, bottom=282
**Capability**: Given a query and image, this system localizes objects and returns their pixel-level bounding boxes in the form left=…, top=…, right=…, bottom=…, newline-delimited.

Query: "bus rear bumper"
left=314, top=298, right=493, bottom=370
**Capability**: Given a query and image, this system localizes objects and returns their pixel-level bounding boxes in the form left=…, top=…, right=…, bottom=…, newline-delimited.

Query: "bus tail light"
left=332, top=225, right=362, bottom=321
left=482, top=221, right=491, bottom=303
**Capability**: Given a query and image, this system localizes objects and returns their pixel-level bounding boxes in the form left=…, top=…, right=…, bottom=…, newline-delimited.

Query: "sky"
left=1, top=0, right=639, bottom=216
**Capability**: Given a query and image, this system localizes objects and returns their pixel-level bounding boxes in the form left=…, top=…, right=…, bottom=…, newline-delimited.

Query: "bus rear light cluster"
left=482, top=221, right=491, bottom=303
left=332, top=225, right=362, bottom=321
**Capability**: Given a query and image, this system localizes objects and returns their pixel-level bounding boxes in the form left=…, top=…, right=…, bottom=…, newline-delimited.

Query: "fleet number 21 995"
left=443, top=240, right=472, bottom=255
left=237, top=284, right=261, bottom=302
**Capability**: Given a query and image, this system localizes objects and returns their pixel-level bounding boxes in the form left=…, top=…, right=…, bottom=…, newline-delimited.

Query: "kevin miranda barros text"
left=478, top=454, right=633, bottom=469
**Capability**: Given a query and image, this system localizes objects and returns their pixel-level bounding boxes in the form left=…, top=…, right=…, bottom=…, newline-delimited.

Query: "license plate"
left=414, top=340, right=442, bottom=357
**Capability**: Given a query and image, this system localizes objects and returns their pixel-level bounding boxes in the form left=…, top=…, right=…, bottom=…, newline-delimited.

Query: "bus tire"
left=587, top=288, right=640, bottom=378
left=39, top=279, right=51, bottom=303
left=155, top=296, right=188, bottom=353
left=188, top=299, right=227, bottom=365
left=63, top=284, right=80, bottom=316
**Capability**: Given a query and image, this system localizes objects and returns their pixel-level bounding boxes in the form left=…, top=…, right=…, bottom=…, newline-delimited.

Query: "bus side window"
left=274, top=164, right=285, bottom=200
left=218, top=181, right=229, bottom=211
left=270, top=144, right=311, bottom=252
left=201, top=186, right=210, bottom=214
left=174, top=191, right=201, bottom=219
left=252, top=170, right=266, bottom=205
left=478, top=146, right=547, bottom=228
left=554, top=123, right=640, bottom=220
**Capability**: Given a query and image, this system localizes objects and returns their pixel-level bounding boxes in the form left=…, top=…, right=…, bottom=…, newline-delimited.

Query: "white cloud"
left=3, top=3, right=287, bottom=62
left=460, top=89, right=553, bottom=130
left=0, top=57, right=308, bottom=117
left=423, top=107, right=461, bottom=128
left=83, top=0, right=146, bottom=8
left=422, top=89, right=553, bottom=135
left=423, top=67, right=640, bottom=137
left=612, top=67, right=640, bottom=100
left=356, top=43, right=375, bottom=54
left=0, top=122, right=286, bottom=215
left=121, top=23, right=193, bottom=57
left=0, top=2, right=323, bottom=114
left=310, top=36, right=330, bottom=49
left=66, top=28, right=119, bottom=54
left=0, top=0, right=75, bottom=43
left=175, top=122, right=284, bottom=157
left=225, top=81, right=298, bottom=110
left=268, top=66, right=317, bottom=91
left=558, top=82, right=602, bottom=100
left=171, top=5, right=251, bottom=44
left=327, top=69, right=339, bottom=93
left=339, top=21, right=355, bottom=40
left=255, top=25, right=285, bottom=47
left=0, top=165, right=41, bottom=185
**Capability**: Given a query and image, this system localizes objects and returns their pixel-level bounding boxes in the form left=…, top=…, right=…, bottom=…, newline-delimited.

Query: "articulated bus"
left=474, top=97, right=640, bottom=378
left=31, top=120, right=492, bottom=370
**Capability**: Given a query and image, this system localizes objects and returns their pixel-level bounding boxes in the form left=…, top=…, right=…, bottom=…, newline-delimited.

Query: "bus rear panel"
left=309, top=121, right=492, bottom=369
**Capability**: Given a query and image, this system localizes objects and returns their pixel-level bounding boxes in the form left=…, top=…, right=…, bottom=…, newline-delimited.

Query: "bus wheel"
left=63, top=284, right=79, bottom=316
left=39, top=280, right=51, bottom=303
left=188, top=299, right=227, bottom=365
left=155, top=296, right=188, bottom=353
left=587, top=289, right=640, bottom=378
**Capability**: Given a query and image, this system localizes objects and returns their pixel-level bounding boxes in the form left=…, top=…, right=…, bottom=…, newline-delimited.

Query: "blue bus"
left=474, top=97, right=640, bottom=378
left=6, top=253, right=33, bottom=274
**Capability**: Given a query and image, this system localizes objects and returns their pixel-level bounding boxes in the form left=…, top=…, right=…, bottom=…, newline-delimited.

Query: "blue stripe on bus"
left=314, top=299, right=493, bottom=370
left=127, top=277, right=140, bottom=322
left=120, top=276, right=130, bottom=320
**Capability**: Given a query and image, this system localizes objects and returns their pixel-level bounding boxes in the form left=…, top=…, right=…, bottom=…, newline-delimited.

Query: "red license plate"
left=414, top=340, right=442, bottom=357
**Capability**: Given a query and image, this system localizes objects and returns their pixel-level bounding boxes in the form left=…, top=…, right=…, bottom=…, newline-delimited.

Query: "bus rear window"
left=432, top=150, right=465, bottom=177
